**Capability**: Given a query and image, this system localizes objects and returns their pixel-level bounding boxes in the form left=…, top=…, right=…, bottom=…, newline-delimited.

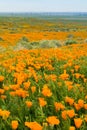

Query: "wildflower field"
left=0, top=15, right=87, bottom=130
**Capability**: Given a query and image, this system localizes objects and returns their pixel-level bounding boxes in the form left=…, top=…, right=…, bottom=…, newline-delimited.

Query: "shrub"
left=65, top=39, right=77, bottom=45
left=0, top=46, right=6, bottom=52
left=39, top=40, right=62, bottom=48
left=19, top=36, right=29, bottom=42
left=67, top=34, right=74, bottom=39
left=14, top=36, right=32, bottom=50
left=84, top=39, right=87, bottom=43
left=14, top=40, right=62, bottom=50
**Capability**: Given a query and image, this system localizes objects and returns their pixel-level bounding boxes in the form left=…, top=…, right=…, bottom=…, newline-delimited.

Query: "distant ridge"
left=0, top=12, right=87, bottom=17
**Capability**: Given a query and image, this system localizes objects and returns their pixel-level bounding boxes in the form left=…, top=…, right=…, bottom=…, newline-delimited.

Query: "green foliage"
left=14, top=39, right=62, bottom=50
left=65, top=39, right=77, bottom=45
left=20, top=36, right=29, bottom=42
left=39, top=40, right=62, bottom=48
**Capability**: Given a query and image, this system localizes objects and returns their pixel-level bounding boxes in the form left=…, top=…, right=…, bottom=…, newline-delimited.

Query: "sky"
left=0, top=0, right=87, bottom=12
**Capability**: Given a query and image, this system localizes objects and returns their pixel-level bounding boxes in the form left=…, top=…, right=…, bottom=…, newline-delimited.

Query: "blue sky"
left=0, top=0, right=87, bottom=12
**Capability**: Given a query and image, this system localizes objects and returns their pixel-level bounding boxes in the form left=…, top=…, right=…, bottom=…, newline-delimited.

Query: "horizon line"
left=0, top=11, right=87, bottom=13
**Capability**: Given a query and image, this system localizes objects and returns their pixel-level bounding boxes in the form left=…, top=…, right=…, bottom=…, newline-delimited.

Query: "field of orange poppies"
left=0, top=16, right=87, bottom=130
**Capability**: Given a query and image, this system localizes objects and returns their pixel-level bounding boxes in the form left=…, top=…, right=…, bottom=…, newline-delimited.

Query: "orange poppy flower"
left=42, top=84, right=52, bottom=97
left=11, top=120, right=18, bottom=130
left=84, top=104, right=87, bottom=110
left=67, top=109, right=75, bottom=118
left=61, top=110, right=67, bottom=120
left=31, top=86, right=36, bottom=93
left=0, top=75, right=4, bottom=82
left=25, top=101, right=32, bottom=108
left=25, top=121, right=43, bottom=130
left=69, top=126, right=75, bottom=130
left=54, top=102, right=65, bottom=111
left=74, top=118, right=82, bottom=128
left=78, top=99, right=84, bottom=108
left=46, top=116, right=60, bottom=125
left=65, top=96, right=74, bottom=106
left=38, top=98, right=47, bottom=107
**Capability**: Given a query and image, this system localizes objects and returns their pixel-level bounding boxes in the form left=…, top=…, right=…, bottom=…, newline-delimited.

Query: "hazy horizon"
left=0, top=0, right=87, bottom=13
left=0, top=12, right=87, bottom=13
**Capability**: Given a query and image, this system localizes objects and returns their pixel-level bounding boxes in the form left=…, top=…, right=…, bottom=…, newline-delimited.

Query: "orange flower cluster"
left=59, top=70, right=69, bottom=80
left=25, top=121, right=43, bottom=130
left=38, top=98, right=47, bottom=107
left=0, top=109, right=10, bottom=120
left=46, top=116, right=60, bottom=125
left=54, top=102, right=65, bottom=111
left=42, top=84, right=52, bottom=97
left=0, top=43, right=87, bottom=129
left=61, top=109, right=75, bottom=119
left=0, top=75, right=4, bottom=82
